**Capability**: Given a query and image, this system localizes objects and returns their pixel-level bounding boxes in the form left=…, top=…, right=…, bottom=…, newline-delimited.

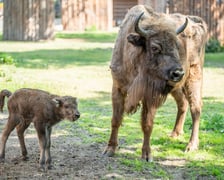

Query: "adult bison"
left=103, top=5, right=207, bottom=161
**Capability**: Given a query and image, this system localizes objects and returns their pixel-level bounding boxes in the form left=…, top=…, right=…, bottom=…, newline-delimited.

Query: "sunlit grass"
left=55, top=31, right=117, bottom=43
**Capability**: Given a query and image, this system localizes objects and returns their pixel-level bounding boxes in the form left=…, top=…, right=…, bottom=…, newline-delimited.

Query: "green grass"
left=11, top=48, right=112, bottom=68
left=1, top=32, right=224, bottom=179
left=205, top=52, right=224, bottom=68
left=55, top=31, right=117, bottom=43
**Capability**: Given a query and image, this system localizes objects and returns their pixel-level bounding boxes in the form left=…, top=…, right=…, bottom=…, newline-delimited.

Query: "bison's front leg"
left=141, top=101, right=156, bottom=162
left=103, top=86, right=125, bottom=157
left=171, top=89, right=188, bottom=137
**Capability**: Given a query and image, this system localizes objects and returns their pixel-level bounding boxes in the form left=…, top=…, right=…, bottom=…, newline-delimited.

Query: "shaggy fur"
left=104, top=5, right=207, bottom=161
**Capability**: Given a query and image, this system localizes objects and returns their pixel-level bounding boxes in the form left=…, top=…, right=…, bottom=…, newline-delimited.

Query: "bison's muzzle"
left=72, top=112, right=80, bottom=121
left=169, top=68, right=185, bottom=82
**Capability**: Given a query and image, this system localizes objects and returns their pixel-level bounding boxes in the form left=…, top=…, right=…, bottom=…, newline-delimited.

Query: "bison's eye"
left=150, top=44, right=162, bottom=54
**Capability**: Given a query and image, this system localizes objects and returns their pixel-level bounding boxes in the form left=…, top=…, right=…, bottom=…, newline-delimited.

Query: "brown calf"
left=0, top=88, right=80, bottom=170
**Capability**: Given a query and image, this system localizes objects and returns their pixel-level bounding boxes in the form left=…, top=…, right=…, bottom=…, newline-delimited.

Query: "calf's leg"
left=103, top=86, right=125, bottom=156
left=45, top=126, right=52, bottom=170
left=34, top=122, right=47, bottom=170
left=0, top=114, right=20, bottom=161
left=171, top=89, right=188, bottom=137
left=16, top=119, right=31, bottom=160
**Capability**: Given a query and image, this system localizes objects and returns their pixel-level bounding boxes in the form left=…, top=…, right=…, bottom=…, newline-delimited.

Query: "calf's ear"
left=52, top=97, right=64, bottom=107
left=127, top=33, right=145, bottom=47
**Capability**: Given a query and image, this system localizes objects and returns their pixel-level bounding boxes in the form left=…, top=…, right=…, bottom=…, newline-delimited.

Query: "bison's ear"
left=127, top=33, right=145, bottom=47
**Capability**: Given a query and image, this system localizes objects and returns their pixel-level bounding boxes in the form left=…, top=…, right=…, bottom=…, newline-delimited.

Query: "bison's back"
left=169, top=13, right=207, bottom=65
left=8, top=88, right=55, bottom=118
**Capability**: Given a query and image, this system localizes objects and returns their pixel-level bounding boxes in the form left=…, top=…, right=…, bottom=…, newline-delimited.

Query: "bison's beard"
left=125, top=73, right=172, bottom=114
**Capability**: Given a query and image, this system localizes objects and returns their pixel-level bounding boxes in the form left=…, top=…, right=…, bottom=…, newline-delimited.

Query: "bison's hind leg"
left=170, top=89, right=188, bottom=138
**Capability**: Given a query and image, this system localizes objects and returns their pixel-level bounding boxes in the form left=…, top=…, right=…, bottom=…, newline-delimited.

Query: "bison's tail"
left=0, top=89, right=12, bottom=113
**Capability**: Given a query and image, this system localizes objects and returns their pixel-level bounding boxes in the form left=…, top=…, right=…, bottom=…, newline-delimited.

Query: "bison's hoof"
left=185, top=141, right=199, bottom=152
left=142, top=155, right=153, bottom=162
left=169, top=130, right=184, bottom=138
left=102, top=146, right=116, bottom=157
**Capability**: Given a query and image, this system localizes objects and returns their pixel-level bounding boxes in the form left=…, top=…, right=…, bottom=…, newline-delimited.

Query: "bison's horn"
left=135, top=12, right=155, bottom=37
left=176, top=18, right=188, bottom=34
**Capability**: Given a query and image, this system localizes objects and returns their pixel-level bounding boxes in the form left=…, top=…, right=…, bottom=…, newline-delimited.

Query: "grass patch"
left=205, top=52, right=224, bottom=67
left=55, top=32, right=117, bottom=43
left=11, top=48, right=112, bottom=69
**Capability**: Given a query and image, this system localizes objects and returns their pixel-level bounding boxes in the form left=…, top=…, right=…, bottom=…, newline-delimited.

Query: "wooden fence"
left=61, top=0, right=224, bottom=44
left=166, top=0, right=224, bottom=45
left=61, top=0, right=112, bottom=31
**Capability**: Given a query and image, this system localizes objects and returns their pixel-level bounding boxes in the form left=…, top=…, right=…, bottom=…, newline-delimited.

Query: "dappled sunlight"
left=92, top=127, right=110, bottom=133
left=203, top=67, right=224, bottom=99
left=118, top=147, right=136, bottom=155
left=158, top=158, right=186, bottom=167
left=12, top=48, right=112, bottom=68
left=0, top=38, right=114, bottom=52
left=1, top=65, right=112, bottom=99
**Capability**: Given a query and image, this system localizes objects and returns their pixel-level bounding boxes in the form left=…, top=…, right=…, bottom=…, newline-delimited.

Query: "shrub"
left=0, top=53, right=14, bottom=64
left=205, top=38, right=222, bottom=53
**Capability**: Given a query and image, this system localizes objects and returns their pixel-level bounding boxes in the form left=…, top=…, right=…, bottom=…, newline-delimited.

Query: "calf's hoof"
left=0, top=157, right=5, bottom=163
left=38, top=166, right=46, bottom=172
left=46, top=164, right=54, bottom=170
left=102, top=146, right=116, bottom=157
left=22, top=156, right=29, bottom=161
left=141, top=153, right=153, bottom=162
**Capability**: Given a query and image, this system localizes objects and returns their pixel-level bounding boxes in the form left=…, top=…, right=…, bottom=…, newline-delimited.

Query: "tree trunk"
left=3, top=0, right=54, bottom=41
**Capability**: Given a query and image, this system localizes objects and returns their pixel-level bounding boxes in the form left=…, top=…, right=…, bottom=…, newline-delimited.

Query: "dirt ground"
left=0, top=112, right=191, bottom=180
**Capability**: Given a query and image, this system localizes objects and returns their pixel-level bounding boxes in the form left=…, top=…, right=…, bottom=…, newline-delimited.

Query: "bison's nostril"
left=75, top=113, right=80, bottom=118
left=169, top=68, right=185, bottom=82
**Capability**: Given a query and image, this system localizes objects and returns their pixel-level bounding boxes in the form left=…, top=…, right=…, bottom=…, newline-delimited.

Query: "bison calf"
left=0, top=88, right=80, bottom=170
